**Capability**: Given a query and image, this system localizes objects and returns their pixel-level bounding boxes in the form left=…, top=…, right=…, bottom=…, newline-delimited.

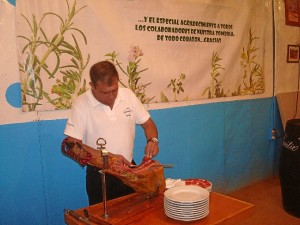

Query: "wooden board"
left=64, top=192, right=254, bottom=225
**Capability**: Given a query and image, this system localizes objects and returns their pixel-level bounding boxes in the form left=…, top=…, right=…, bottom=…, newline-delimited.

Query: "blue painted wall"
left=0, top=97, right=283, bottom=225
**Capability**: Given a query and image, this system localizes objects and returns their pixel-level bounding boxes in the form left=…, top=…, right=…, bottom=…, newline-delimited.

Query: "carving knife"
left=161, top=164, right=174, bottom=168
left=129, top=164, right=174, bottom=168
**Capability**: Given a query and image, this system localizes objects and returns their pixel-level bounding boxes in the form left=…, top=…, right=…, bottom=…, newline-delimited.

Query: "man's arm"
left=66, top=136, right=83, bottom=144
left=141, top=118, right=159, bottom=158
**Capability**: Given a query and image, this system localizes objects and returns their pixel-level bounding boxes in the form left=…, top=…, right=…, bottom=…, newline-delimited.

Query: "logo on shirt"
left=123, top=107, right=132, bottom=117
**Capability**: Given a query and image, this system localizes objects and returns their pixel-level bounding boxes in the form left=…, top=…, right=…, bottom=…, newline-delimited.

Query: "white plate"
left=165, top=209, right=209, bottom=218
left=185, top=178, right=213, bottom=191
left=164, top=197, right=209, bottom=206
left=165, top=209, right=209, bottom=217
left=165, top=210, right=209, bottom=221
left=166, top=178, right=213, bottom=192
left=164, top=185, right=209, bottom=203
left=165, top=202, right=209, bottom=213
left=164, top=204, right=209, bottom=213
left=165, top=208, right=209, bottom=217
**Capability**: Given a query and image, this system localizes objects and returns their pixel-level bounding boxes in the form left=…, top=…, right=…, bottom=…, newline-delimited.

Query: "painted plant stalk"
left=18, top=0, right=89, bottom=111
left=106, top=46, right=154, bottom=104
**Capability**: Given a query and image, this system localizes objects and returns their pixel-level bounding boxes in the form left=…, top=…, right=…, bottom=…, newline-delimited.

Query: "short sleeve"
left=64, top=102, right=87, bottom=140
left=130, top=91, right=150, bottom=124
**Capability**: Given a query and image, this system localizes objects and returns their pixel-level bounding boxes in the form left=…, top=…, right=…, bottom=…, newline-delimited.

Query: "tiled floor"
left=228, top=176, right=300, bottom=225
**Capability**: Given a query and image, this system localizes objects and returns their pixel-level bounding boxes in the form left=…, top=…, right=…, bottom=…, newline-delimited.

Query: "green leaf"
left=160, top=92, right=169, bottom=102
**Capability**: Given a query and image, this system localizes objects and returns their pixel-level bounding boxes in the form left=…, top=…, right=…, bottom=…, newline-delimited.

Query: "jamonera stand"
left=96, top=138, right=109, bottom=219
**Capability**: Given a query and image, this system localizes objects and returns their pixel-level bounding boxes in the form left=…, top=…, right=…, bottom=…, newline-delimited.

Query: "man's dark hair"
left=89, top=61, right=119, bottom=86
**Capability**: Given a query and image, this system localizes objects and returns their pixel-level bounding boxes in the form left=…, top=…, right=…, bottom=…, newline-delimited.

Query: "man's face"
left=90, top=77, right=119, bottom=108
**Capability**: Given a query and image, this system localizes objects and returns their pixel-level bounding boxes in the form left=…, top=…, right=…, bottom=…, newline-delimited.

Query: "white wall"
left=275, top=0, right=300, bottom=94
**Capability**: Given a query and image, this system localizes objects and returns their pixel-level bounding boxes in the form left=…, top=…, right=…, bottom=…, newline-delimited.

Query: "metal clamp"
left=96, top=138, right=107, bottom=150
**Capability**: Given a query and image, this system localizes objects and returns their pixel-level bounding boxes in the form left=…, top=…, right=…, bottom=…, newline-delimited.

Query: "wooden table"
left=65, top=192, right=254, bottom=225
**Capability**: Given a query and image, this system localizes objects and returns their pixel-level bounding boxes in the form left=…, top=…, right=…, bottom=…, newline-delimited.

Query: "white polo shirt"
left=64, top=88, right=150, bottom=162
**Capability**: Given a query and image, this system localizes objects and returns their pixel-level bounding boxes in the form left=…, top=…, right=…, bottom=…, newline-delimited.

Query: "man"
left=64, top=61, right=159, bottom=205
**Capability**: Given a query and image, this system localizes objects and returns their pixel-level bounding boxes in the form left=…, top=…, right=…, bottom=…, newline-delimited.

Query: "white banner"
left=16, top=0, right=268, bottom=111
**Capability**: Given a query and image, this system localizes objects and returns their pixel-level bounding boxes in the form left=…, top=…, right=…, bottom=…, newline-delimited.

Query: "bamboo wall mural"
left=16, top=0, right=267, bottom=111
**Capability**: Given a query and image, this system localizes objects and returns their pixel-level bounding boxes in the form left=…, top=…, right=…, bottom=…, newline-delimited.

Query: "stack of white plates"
left=164, top=185, right=209, bottom=221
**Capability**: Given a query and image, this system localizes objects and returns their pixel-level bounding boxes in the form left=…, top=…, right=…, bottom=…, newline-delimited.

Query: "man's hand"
left=141, top=118, right=159, bottom=158
left=144, top=141, right=159, bottom=158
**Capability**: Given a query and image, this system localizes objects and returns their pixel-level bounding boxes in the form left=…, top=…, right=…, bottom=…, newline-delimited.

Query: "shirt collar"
left=88, top=88, right=122, bottom=108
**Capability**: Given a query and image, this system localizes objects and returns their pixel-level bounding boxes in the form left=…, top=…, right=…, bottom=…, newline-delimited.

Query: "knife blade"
left=161, top=164, right=174, bottom=168
left=129, top=164, right=174, bottom=168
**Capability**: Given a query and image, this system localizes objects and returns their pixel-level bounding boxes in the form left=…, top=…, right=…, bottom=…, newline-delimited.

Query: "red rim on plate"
left=185, top=179, right=212, bottom=189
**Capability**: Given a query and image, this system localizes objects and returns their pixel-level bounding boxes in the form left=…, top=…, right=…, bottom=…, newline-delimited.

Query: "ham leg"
left=61, top=138, right=166, bottom=196
left=105, top=156, right=166, bottom=196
